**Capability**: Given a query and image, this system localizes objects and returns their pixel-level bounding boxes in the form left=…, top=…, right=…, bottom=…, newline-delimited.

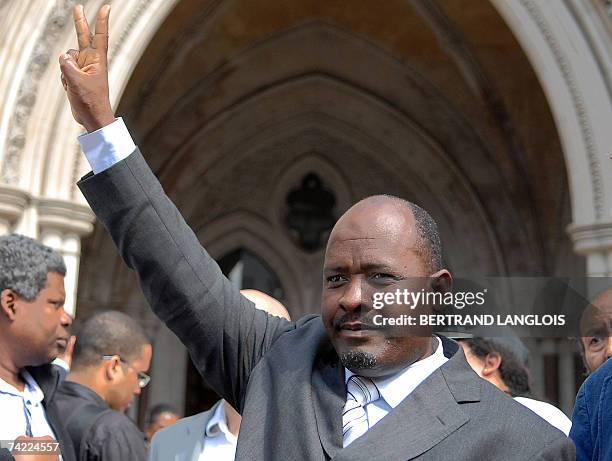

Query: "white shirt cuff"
left=78, top=117, right=136, bottom=174
left=52, top=358, right=70, bottom=372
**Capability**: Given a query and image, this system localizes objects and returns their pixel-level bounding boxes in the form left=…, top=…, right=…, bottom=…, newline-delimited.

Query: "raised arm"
left=60, top=4, right=292, bottom=410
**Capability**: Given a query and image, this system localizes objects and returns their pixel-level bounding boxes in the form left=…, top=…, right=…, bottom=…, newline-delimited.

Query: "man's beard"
left=339, top=350, right=377, bottom=370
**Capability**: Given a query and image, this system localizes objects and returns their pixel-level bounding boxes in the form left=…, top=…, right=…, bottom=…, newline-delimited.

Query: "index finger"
left=93, top=4, right=111, bottom=51
left=73, top=4, right=91, bottom=51
left=63, top=335, right=76, bottom=359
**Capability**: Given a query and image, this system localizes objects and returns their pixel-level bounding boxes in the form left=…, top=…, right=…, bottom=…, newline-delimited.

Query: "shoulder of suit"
left=152, top=406, right=216, bottom=443
left=294, top=313, right=320, bottom=327
left=479, top=383, right=569, bottom=439
left=93, top=409, right=143, bottom=436
left=479, top=392, right=573, bottom=459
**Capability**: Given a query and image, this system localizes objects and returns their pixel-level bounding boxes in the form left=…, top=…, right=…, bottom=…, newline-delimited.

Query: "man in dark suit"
left=55, top=311, right=152, bottom=461
left=59, top=5, right=575, bottom=460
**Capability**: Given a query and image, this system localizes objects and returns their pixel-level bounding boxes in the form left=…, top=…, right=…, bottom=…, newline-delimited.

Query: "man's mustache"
left=333, top=311, right=380, bottom=330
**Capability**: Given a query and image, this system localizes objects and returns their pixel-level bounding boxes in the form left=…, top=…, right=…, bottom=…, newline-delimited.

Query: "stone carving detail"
left=285, top=173, right=336, bottom=253
left=108, top=0, right=155, bottom=64
left=70, top=142, right=83, bottom=200
left=521, top=0, right=604, bottom=218
left=1, top=0, right=86, bottom=185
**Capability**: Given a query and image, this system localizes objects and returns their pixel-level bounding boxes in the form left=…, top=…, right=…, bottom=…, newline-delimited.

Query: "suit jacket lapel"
left=333, top=343, right=480, bottom=461
left=311, top=345, right=345, bottom=459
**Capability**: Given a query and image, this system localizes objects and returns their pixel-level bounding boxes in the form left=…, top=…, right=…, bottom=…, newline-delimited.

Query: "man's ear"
left=0, top=289, right=18, bottom=321
left=430, top=269, right=452, bottom=293
left=104, top=356, right=122, bottom=381
left=482, top=352, right=502, bottom=377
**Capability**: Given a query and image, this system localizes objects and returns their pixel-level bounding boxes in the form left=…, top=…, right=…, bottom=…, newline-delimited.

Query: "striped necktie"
left=342, top=375, right=381, bottom=446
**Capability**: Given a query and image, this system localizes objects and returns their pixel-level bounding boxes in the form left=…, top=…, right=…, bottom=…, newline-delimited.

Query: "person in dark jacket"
left=570, top=357, right=612, bottom=461
left=0, top=234, right=75, bottom=461
left=55, top=311, right=152, bottom=461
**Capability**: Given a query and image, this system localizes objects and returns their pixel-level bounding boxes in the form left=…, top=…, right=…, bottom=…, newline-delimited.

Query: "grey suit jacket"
left=78, top=150, right=575, bottom=460
left=148, top=401, right=220, bottom=461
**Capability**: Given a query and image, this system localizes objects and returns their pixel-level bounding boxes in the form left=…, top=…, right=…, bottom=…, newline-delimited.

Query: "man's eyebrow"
left=323, top=262, right=395, bottom=274
left=583, top=325, right=608, bottom=336
left=323, top=266, right=347, bottom=274
left=361, top=262, right=395, bottom=271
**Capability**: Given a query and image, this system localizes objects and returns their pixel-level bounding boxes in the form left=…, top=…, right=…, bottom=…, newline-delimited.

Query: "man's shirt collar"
left=0, top=370, right=44, bottom=404
left=205, top=401, right=237, bottom=444
left=345, top=336, right=449, bottom=408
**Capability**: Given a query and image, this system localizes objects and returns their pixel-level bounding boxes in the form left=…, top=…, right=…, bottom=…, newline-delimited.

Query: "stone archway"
left=3, top=0, right=611, bottom=309
left=3, top=0, right=612, bottom=416
left=491, top=0, right=612, bottom=276
left=0, top=0, right=180, bottom=314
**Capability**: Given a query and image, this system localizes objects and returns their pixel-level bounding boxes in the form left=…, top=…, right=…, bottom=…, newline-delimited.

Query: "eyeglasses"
left=102, top=355, right=151, bottom=388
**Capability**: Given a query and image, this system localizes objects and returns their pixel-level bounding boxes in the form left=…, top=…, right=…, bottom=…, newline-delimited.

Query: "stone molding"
left=0, top=185, right=29, bottom=222
left=567, top=221, right=612, bottom=253
left=519, top=0, right=604, bottom=218
left=1, top=0, right=84, bottom=185
left=108, top=0, right=157, bottom=65
left=37, top=198, right=95, bottom=236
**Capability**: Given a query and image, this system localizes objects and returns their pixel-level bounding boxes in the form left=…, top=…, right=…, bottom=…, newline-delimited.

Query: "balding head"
left=329, top=195, right=443, bottom=273
left=580, top=288, right=612, bottom=373
left=590, top=288, right=612, bottom=312
left=241, top=289, right=291, bottom=321
left=322, top=194, right=451, bottom=378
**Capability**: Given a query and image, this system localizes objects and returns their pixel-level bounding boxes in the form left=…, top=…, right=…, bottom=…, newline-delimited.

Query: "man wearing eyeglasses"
left=54, top=311, right=152, bottom=461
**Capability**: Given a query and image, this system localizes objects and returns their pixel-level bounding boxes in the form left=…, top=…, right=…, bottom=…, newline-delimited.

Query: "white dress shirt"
left=343, top=336, right=448, bottom=443
left=199, top=402, right=237, bottom=461
left=0, top=371, right=58, bottom=441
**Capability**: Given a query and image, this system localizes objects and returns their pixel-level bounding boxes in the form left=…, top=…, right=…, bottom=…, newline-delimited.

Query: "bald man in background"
left=149, top=290, right=290, bottom=461
left=570, top=288, right=612, bottom=460
left=578, top=288, right=612, bottom=374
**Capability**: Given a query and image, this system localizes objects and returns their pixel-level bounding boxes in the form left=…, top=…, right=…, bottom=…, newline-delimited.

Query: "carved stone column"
left=37, top=199, right=94, bottom=317
left=568, top=221, right=612, bottom=279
